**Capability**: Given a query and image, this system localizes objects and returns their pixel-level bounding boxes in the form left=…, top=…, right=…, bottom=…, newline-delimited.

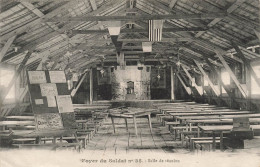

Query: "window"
left=203, top=77, right=209, bottom=86
left=221, top=71, right=230, bottom=85
left=0, top=67, right=15, bottom=102
left=251, top=65, right=260, bottom=95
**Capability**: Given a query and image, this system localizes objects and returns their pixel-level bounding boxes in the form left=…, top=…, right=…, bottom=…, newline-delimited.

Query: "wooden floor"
left=85, top=116, right=187, bottom=154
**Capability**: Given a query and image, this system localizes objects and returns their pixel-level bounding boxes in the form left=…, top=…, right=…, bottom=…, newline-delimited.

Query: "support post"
left=194, top=60, right=220, bottom=96
left=89, top=68, right=93, bottom=104
left=181, top=65, right=203, bottom=96
left=176, top=73, right=192, bottom=95
left=71, top=72, right=87, bottom=97
left=171, top=66, right=175, bottom=101
left=232, top=42, right=260, bottom=87
left=215, top=50, right=247, bottom=98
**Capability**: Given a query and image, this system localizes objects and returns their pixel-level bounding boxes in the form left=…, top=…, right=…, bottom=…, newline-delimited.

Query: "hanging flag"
left=117, top=52, right=126, bottom=70
left=149, top=20, right=163, bottom=41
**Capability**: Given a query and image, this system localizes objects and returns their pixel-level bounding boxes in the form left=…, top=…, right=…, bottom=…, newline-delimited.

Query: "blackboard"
left=27, top=70, right=76, bottom=130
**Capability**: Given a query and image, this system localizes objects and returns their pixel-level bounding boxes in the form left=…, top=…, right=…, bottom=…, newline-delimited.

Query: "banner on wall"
left=56, top=95, right=74, bottom=113
left=28, top=71, right=47, bottom=84
left=35, top=113, right=63, bottom=130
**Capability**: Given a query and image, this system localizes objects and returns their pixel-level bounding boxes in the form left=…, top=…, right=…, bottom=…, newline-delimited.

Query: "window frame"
left=0, top=64, right=17, bottom=104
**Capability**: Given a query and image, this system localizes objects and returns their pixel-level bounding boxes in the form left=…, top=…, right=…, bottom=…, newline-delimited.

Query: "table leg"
left=174, top=129, right=177, bottom=140
left=74, top=133, right=80, bottom=152
left=53, top=137, right=57, bottom=144
left=111, top=116, right=116, bottom=133
left=133, top=116, right=138, bottom=136
left=220, top=131, right=223, bottom=151
left=212, top=132, right=216, bottom=151
left=197, top=124, right=200, bottom=137
left=124, top=118, right=128, bottom=132
left=148, top=114, right=152, bottom=133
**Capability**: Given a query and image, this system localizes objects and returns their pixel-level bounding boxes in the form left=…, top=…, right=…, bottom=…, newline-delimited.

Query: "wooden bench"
left=165, top=121, right=180, bottom=131
left=185, top=137, right=225, bottom=150
left=194, top=140, right=221, bottom=151
left=156, top=114, right=165, bottom=121
left=13, top=135, right=90, bottom=149
left=170, top=126, right=198, bottom=140
left=12, top=142, right=81, bottom=151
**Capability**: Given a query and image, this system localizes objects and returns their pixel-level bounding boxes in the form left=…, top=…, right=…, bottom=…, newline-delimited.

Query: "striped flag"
left=149, top=20, right=163, bottom=41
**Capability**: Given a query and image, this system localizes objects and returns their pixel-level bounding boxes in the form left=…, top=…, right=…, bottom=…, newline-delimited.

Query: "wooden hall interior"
left=0, top=0, right=260, bottom=166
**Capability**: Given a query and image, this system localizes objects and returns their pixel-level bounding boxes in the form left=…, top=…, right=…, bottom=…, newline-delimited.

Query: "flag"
left=149, top=20, right=163, bottom=41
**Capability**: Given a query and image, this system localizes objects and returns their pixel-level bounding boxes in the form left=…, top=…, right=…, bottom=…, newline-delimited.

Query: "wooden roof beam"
left=20, top=2, right=69, bottom=37
left=181, top=64, right=203, bottom=96
left=232, top=41, right=260, bottom=87
left=0, top=35, right=16, bottom=62
left=176, top=73, right=192, bottom=95
left=0, top=51, right=33, bottom=106
left=44, top=12, right=227, bottom=22
left=195, top=0, right=247, bottom=38
left=0, top=1, right=76, bottom=42
left=71, top=27, right=207, bottom=34
left=169, top=0, right=178, bottom=9
left=254, top=29, right=260, bottom=42
left=71, top=72, right=87, bottom=97
left=215, top=49, right=247, bottom=98
left=194, top=60, right=220, bottom=96
left=117, top=37, right=192, bottom=42
left=2, top=0, right=121, bottom=62
left=89, top=0, right=97, bottom=10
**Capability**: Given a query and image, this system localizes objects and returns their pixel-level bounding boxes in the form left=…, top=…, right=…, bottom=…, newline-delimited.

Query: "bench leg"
left=124, top=118, right=128, bottom=132
left=147, top=114, right=152, bottom=133
left=111, top=117, right=116, bottom=133
left=212, top=132, right=216, bottom=151
left=133, top=116, right=138, bottom=137
left=220, top=131, right=223, bottom=151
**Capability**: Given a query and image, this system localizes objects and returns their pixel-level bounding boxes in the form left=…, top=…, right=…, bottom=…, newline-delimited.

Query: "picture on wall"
left=151, top=68, right=166, bottom=89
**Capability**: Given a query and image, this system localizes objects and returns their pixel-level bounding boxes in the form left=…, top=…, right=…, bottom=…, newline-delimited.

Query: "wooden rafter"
left=0, top=35, right=16, bottom=62
left=0, top=51, right=33, bottom=106
left=195, top=0, right=247, bottom=38
left=71, top=72, right=87, bottom=97
left=254, top=29, right=260, bottom=42
left=176, top=73, right=191, bottom=95
left=169, top=0, right=178, bottom=9
left=44, top=12, right=227, bottom=22
left=181, top=65, right=203, bottom=96
left=71, top=27, right=207, bottom=34
left=0, top=1, right=77, bottom=42
left=232, top=42, right=260, bottom=87
left=89, top=0, right=97, bottom=10
left=215, top=50, right=247, bottom=98
left=194, top=60, right=220, bottom=96
left=2, top=0, right=122, bottom=62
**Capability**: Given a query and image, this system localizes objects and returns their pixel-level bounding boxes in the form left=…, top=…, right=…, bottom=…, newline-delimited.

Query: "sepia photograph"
left=0, top=0, right=260, bottom=166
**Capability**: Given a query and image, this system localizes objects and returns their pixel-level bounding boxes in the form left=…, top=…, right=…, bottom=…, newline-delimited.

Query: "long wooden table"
left=187, top=118, right=260, bottom=124
left=109, top=108, right=152, bottom=136
left=175, top=113, right=260, bottom=122
left=198, top=125, right=260, bottom=151
left=168, top=111, right=251, bottom=117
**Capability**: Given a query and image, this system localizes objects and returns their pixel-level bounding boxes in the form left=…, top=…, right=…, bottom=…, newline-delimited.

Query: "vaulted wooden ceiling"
left=0, top=0, right=259, bottom=74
